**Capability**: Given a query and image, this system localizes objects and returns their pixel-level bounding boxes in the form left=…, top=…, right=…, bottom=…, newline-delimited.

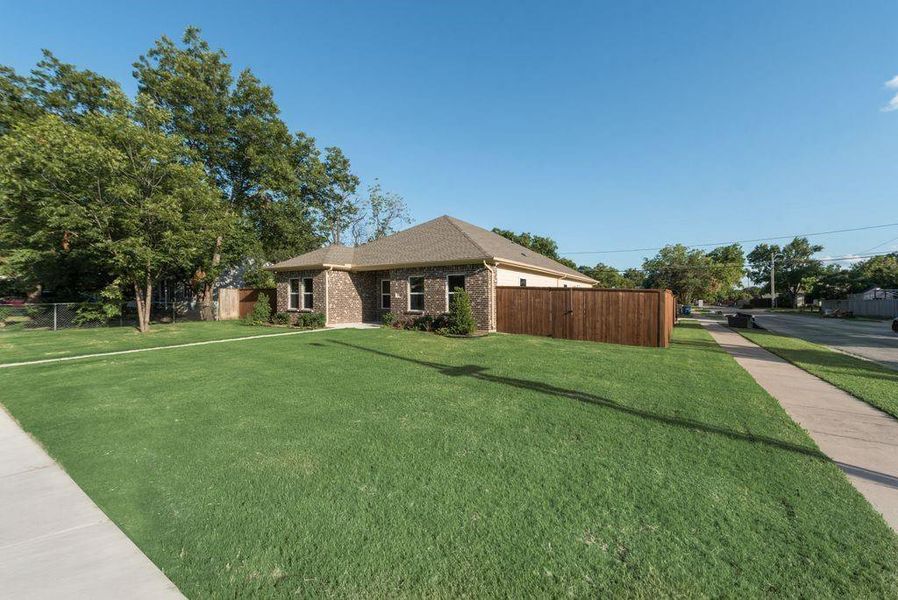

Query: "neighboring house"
left=820, top=287, right=898, bottom=318
left=860, top=287, right=898, bottom=301
left=266, top=215, right=597, bottom=330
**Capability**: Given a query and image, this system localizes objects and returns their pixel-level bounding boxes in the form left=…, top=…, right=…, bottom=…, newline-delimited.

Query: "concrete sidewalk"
left=701, top=321, right=898, bottom=531
left=0, top=408, right=183, bottom=599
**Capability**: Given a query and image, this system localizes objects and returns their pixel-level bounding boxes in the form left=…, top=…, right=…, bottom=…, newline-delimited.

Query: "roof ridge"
left=442, top=215, right=491, bottom=257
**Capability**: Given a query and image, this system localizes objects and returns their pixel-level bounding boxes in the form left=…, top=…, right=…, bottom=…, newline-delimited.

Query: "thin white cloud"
left=883, top=75, right=898, bottom=111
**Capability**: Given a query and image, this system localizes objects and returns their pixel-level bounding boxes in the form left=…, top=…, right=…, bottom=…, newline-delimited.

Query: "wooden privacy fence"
left=496, top=287, right=676, bottom=348
left=218, top=288, right=277, bottom=320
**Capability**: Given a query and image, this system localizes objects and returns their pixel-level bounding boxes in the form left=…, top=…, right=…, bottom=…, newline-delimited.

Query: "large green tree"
left=133, top=27, right=324, bottom=317
left=641, top=244, right=718, bottom=303
left=316, top=146, right=360, bottom=244
left=0, top=52, right=128, bottom=299
left=1, top=28, right=399, bottom=310
left=850, top=253, right=898, bottom=291
left=747, top=238, right=823, bottom=305
left=705, top=243, right=745, bottom=301
left=0, top=97, right=228, bottom=331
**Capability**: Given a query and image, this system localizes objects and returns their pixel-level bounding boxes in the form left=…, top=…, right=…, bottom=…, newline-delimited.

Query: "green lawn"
left=738, top=328, right=898, bottom=420
left=0, top=320, right=277, bottom=364
left=1, top=323, right=896, bottom=597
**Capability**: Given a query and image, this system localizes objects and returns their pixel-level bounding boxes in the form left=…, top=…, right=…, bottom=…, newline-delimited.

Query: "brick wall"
left=274, top=269, right=326, bottom=324
left=381, top=264, right=494, bottom=331
left=327, top=270, right=381, bottom=324
left=274, top=263, right=495, bottom=329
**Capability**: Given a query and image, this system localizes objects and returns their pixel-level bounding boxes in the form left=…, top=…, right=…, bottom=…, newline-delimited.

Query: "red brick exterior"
left=378, top=264, right=494, bottom=330
left=274, top=269, right=326, bottom=324
left=327, top=270, right=384, bottom=324
left=274, top=263, right=496, bottom=330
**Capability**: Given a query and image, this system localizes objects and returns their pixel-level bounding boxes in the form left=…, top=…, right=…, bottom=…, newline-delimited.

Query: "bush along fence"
left=0, top=302, right=205, bottom=332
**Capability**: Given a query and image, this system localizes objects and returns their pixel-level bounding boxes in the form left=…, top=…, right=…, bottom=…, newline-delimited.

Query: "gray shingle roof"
left=267, top=244, right=355, bottom=270
left=267, top=215, right=596, bottom=283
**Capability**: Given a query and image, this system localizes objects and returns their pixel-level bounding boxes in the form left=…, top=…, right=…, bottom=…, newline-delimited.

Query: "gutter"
left=267, top=257, right=595, bottom=285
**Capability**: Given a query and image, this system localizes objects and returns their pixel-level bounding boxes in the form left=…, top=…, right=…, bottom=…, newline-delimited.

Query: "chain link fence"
left=0, top=302, right=210, bottom=332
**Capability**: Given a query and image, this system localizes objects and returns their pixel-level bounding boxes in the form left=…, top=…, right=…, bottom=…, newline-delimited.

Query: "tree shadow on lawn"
left=329, top=340, right=898, bottom=489
left=715, top=334, right=896, bottom=380
left=327, top=340, right=825, bottom=461
left=668, top=337, right=726, bottom=353
left=739, top=333, right=898, bottom=383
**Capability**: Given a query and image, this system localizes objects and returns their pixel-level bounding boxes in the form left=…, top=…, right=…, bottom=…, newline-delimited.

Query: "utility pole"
left=770, top=252, right=776, bottom=309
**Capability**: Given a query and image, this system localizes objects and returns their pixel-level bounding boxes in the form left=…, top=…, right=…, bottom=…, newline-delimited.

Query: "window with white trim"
left=519, top=278, right=527, bottom=287
left=289, top=278, right=300, bottom=310
left=408, top=276, right=424, bottom=311
left=381, top=279, right=391, bottom=309
left=447, top=274, right=465, bottom=309
left=302, top=277, right=314, bottom=310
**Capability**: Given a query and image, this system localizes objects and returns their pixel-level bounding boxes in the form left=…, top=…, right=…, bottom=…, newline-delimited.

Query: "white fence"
left=821, top=294, right=898, bottom=319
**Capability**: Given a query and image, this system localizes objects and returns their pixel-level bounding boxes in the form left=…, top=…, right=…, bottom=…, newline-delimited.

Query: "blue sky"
left=2, top=1, right=897, bottom=269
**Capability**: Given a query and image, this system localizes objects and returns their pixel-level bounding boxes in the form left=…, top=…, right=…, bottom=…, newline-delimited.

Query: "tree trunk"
left=134, top=283, right=147, bottom=333
left=144, top=277, right=153, bottom=331
left=198, top=236, right=222, bottom=321
left=134, top=278, right=153, bottom=333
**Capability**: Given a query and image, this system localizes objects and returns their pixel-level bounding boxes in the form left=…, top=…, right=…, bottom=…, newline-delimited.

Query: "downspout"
left=483, top=261, right=497, bottom=332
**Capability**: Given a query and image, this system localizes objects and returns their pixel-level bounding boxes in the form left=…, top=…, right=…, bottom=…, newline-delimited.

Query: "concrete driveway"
left=750, top=312, right=898, bottom=371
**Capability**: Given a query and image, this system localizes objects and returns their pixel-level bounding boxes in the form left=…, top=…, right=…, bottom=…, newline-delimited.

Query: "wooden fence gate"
left=496, top=287, right=675, bottom=348
left=218, top=288, right=277, bottom=320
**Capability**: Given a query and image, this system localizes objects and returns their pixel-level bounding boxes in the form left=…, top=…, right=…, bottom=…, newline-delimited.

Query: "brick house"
left=266, top=215, right=596, bottom=331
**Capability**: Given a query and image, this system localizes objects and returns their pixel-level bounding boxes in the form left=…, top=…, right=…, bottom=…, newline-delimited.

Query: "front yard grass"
left=1, top=323, right=896, bottom=597
left=0, top=320, right=274, bottom=365
left=738, top=328, right=898, bottom=420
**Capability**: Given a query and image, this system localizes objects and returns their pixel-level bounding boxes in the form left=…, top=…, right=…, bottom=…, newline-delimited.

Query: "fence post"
left=53, top=303, right=58, bottom=331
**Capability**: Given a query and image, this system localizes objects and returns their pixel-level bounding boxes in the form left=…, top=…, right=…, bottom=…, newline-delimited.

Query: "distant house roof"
left=860, top=287, right=898, bottom=300
left=267, top=215, right=596, bottom=284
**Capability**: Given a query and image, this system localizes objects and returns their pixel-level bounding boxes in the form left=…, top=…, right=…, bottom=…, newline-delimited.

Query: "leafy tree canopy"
left=0, top=96, right=229, bottom=330
left=746, top=238, right=823, bottom=302
left=1, top=26, right=410, bottom=329
left=578, top=263, right=642, bottom=288
left=808, top=253, right=898, bottom=300
left=641, top=245, right=714, bottom=303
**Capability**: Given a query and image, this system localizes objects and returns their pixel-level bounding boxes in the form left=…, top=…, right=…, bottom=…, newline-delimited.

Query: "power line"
left=561, top=222, right=898, bottom=255
left=588, top=252, right=893, bottom=274
left=861, top=234, right=898, bottom=254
